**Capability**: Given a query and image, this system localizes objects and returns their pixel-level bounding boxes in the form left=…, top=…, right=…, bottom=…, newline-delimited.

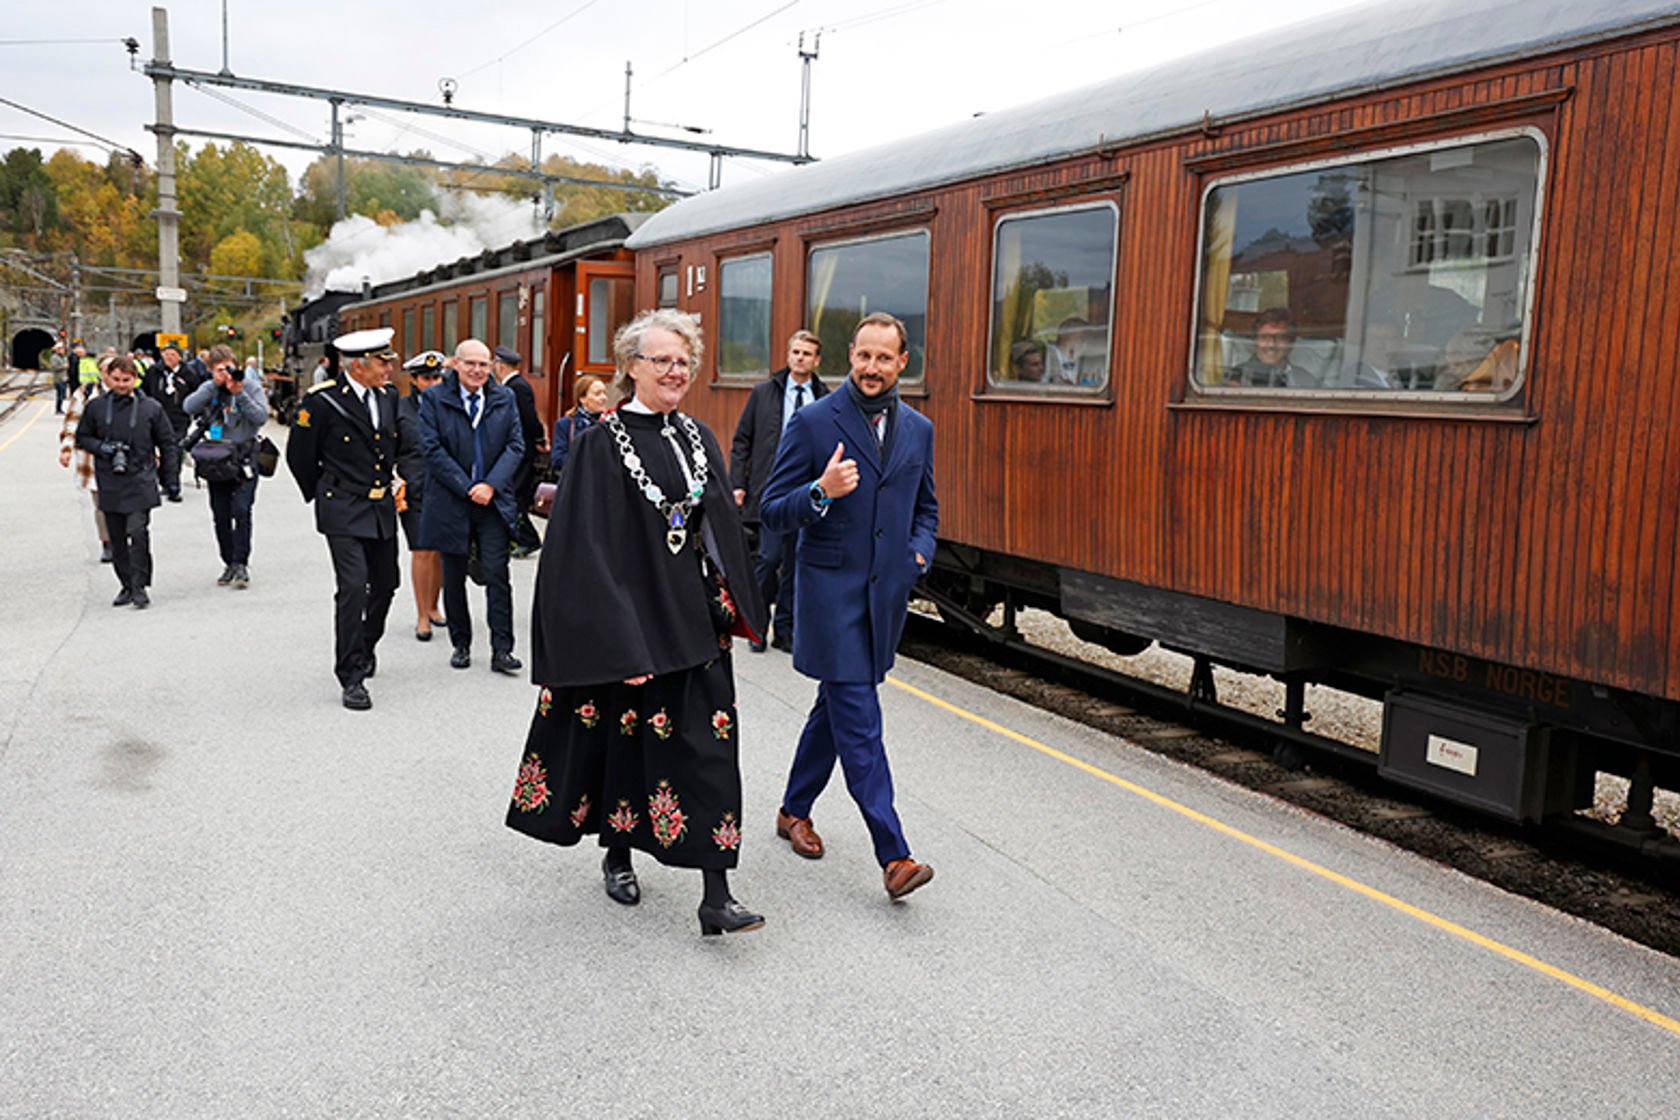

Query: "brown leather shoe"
left=883, top=858, right=934, bottom=900
left=775, top=810, right=824, bottom=859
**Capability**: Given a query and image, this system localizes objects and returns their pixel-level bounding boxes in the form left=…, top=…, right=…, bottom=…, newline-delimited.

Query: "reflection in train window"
left=498, top=291, right=518, bottom=352
left=717, top=254, right=773, bottom=377
left=657, top=267, right=679, bottom=309
left=1193, top=131, right=1543, bottom=398
left=806, top=230, right=930, bottom=384
left=531, top=289, right=545, bottom=373
left=988, top=202, right=1116, bottom=392
left=469, top=295, right=488, bottom=343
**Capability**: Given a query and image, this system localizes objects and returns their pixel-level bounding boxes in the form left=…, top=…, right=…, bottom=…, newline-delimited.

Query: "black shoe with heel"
left=697, top=898, right=764, bottom=936
left=602, top=854, right=639, bottom=906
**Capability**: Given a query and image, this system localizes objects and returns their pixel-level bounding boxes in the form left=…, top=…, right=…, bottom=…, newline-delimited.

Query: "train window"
left=806, top=230, right=930, bottom=385
left=402, top=308, right=416, bottom=358
left=498, top=291, right=518, bottom=352
left=443, top=302, right=459, bottom=353
left=469, top=295, right=488, bottom=342
left=716, top=253, right=773, bottom=378
left=1192, top=131, right=1543, bottom=400
left=657, top=267, right=679, bottom=309
left=531, top=289, right=545, bottom=372
left=987, top=203, right=1116, bottom=392
left=421, top=304, right=435, bottom=351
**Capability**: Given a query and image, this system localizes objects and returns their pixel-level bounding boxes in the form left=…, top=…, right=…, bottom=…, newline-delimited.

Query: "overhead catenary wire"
left=184, top=81, right=321, bottom=144
left=0, top=95, right=142, bottom=163
left=654, top=0, right=801, bottom=78
left=458, top=0, right=604, bottom=80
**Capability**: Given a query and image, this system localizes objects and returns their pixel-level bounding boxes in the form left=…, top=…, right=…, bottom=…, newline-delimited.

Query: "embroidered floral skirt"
left=506, top=654, right=744, bottom=870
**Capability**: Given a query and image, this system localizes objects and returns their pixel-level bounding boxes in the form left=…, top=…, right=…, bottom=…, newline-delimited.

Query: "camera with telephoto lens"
left=109, top=442, right=131, bottom=475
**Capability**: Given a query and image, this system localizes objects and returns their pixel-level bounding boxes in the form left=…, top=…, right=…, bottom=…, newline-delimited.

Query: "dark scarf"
left=844, top=376, right=898, bottom=461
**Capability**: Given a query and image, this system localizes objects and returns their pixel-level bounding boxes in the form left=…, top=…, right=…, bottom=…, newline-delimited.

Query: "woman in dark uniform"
left=506, top=309, right=767, bottom=936
left=397, top=351, right=448, bottom=640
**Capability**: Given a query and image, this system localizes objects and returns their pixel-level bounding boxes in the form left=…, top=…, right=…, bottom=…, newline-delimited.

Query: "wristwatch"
left=808, top=480, right=831, bottom=508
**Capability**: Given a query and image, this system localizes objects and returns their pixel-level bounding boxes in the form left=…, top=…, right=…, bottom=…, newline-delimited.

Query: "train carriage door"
left=573, top=262, right=636, bottom=409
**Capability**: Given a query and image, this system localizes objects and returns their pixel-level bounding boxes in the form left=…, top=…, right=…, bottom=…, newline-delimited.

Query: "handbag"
left=190, top=439, right=244, bottom=482
left=254, top=435, right=280, bottom=477
left=532, top=481, right=557, bottom=517
left=531, top=408, right=577, bottom=519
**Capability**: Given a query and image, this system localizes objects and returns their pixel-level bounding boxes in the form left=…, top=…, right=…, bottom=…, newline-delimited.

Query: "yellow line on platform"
left=0, top=402, right=51, bottom=455
left=886, top=675, right=1680, bottom=1040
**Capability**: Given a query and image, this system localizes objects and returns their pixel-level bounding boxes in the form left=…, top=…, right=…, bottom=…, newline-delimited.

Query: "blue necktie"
left=467, top=393, right=484, bottom=480
left=792, top=384, right=806, bottom=411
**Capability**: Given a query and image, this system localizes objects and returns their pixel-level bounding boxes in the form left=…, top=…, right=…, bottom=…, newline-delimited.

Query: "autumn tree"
left=42, top=150, right=153, bottom=268
left=295, top=155, right=437, bottom=229
left=177, top=141, right=300, bottom=277
left=0, top=148, right=60, bottom=244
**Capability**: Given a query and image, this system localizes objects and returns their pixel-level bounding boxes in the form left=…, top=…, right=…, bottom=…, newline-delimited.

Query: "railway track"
left=899, top=607, right=1680, bottom=958
left=0, top=370, right=48, bottom=424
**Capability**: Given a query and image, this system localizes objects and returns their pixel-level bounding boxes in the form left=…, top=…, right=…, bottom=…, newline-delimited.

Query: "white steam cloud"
left=303, top=190, right=546, bottom=298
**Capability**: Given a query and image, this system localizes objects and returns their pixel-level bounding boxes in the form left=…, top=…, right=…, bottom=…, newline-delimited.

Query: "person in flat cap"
left=398, top=351, right=448, bottom=641
left=285, top=326, right=413, bottom=710
left=492, top=344, right=546, bottom=557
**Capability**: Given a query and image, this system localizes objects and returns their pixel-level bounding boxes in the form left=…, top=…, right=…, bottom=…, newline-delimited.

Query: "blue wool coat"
left=416, top=373, right=525, bottom=554
left=760, top=386, right=938, bottom=684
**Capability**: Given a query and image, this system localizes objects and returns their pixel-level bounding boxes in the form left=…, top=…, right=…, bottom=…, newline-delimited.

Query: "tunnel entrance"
left=10, top=329, right=55, bottom=370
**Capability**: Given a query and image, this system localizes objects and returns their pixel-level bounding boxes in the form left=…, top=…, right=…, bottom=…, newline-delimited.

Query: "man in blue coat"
left=760, top=312, right=939, bottom=901
left=418, top=338, right=525, bottom=675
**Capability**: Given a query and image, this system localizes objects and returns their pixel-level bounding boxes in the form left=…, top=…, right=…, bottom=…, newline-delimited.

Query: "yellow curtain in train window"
left=807, top=251, right=840, bottom=336
left=992, top=228, right=1023, bottom=378
left=1199, top=191, right=1237, bottom=385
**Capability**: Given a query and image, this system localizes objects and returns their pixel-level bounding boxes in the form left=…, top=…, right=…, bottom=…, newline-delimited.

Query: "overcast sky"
left=5, top=0, right=1371, bottom=195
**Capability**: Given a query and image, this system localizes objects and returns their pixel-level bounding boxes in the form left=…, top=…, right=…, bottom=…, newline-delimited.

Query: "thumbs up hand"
left=817, top=441, right=859, bottom=499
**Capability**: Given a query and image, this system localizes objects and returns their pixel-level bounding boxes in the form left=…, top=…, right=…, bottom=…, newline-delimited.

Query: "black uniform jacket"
left=729, top=367, right=829, bottom=523
left=286, top=378, right=407, bottom=540
left=531, top=410, right=766, bottom=689
left=503, top=371, right=544, bottom=492
left=396, top=392, right=428, bottom=508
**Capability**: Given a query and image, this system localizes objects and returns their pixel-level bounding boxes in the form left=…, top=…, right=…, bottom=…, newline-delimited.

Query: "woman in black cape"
left=506, top=308, right=769, bottom=936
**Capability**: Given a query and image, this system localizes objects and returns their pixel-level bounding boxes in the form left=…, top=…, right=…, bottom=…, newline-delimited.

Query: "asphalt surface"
left=3, top=399, right=1679, bottom=1118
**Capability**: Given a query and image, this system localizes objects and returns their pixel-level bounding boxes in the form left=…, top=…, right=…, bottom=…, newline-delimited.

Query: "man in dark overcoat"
left=285, top=327, right=408, bottom=711
left=730, top=329, right=827, bottom=652
left=419, top=338, right=525, bottom=675
left=760, top=312, right=939, bottom=902
left=75, top=355, right=180, bottom=609
left=141, top=342, right=199, bottom=501
left=493, top=344, right=546, bottom=556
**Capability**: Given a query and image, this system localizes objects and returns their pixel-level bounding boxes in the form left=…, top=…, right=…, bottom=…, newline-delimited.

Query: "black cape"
left=530, top=408, right=767, bottom=688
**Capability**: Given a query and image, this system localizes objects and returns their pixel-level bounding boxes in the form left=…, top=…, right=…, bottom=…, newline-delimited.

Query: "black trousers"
left=326, top=533, right=400, bottom=687
left=442, top=505, right=513, bottom=654
left=105, top=508, right=152, bottom=591
left=207, top=475, right=256, bottom=564
left=753, top=525, right=795, bottom=639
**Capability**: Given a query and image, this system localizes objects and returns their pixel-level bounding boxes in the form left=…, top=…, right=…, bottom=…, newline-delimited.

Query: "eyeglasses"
left=635, top=353, right=692, bottom=374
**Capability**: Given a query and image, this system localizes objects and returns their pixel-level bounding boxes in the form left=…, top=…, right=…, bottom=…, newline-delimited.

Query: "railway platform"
left=2, top=400, right=1677, bottom=1117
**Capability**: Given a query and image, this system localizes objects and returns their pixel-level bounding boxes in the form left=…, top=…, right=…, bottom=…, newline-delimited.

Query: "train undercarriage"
left=921, top=543, right=1680, bottom=862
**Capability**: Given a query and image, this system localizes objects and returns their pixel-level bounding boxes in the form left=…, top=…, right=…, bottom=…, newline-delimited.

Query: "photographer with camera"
left=182, top=344, right=269, bottom=589
left=74, top=355, right=179, bottom=609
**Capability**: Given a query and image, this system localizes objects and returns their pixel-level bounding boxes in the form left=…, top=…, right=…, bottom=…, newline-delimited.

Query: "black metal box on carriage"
left=1379, top=691, right=1549, bottom=821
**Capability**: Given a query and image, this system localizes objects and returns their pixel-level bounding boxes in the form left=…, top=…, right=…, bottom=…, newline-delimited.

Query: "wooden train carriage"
left=627, top=0, right=1680, bottom=824
left=334, top=214, right=645, bottom=429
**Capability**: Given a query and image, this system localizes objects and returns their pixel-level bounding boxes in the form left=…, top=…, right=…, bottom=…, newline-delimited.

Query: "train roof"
left=627, top=0, right=1680, bottom=249
left=341, top=212, right=650, bottom=309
